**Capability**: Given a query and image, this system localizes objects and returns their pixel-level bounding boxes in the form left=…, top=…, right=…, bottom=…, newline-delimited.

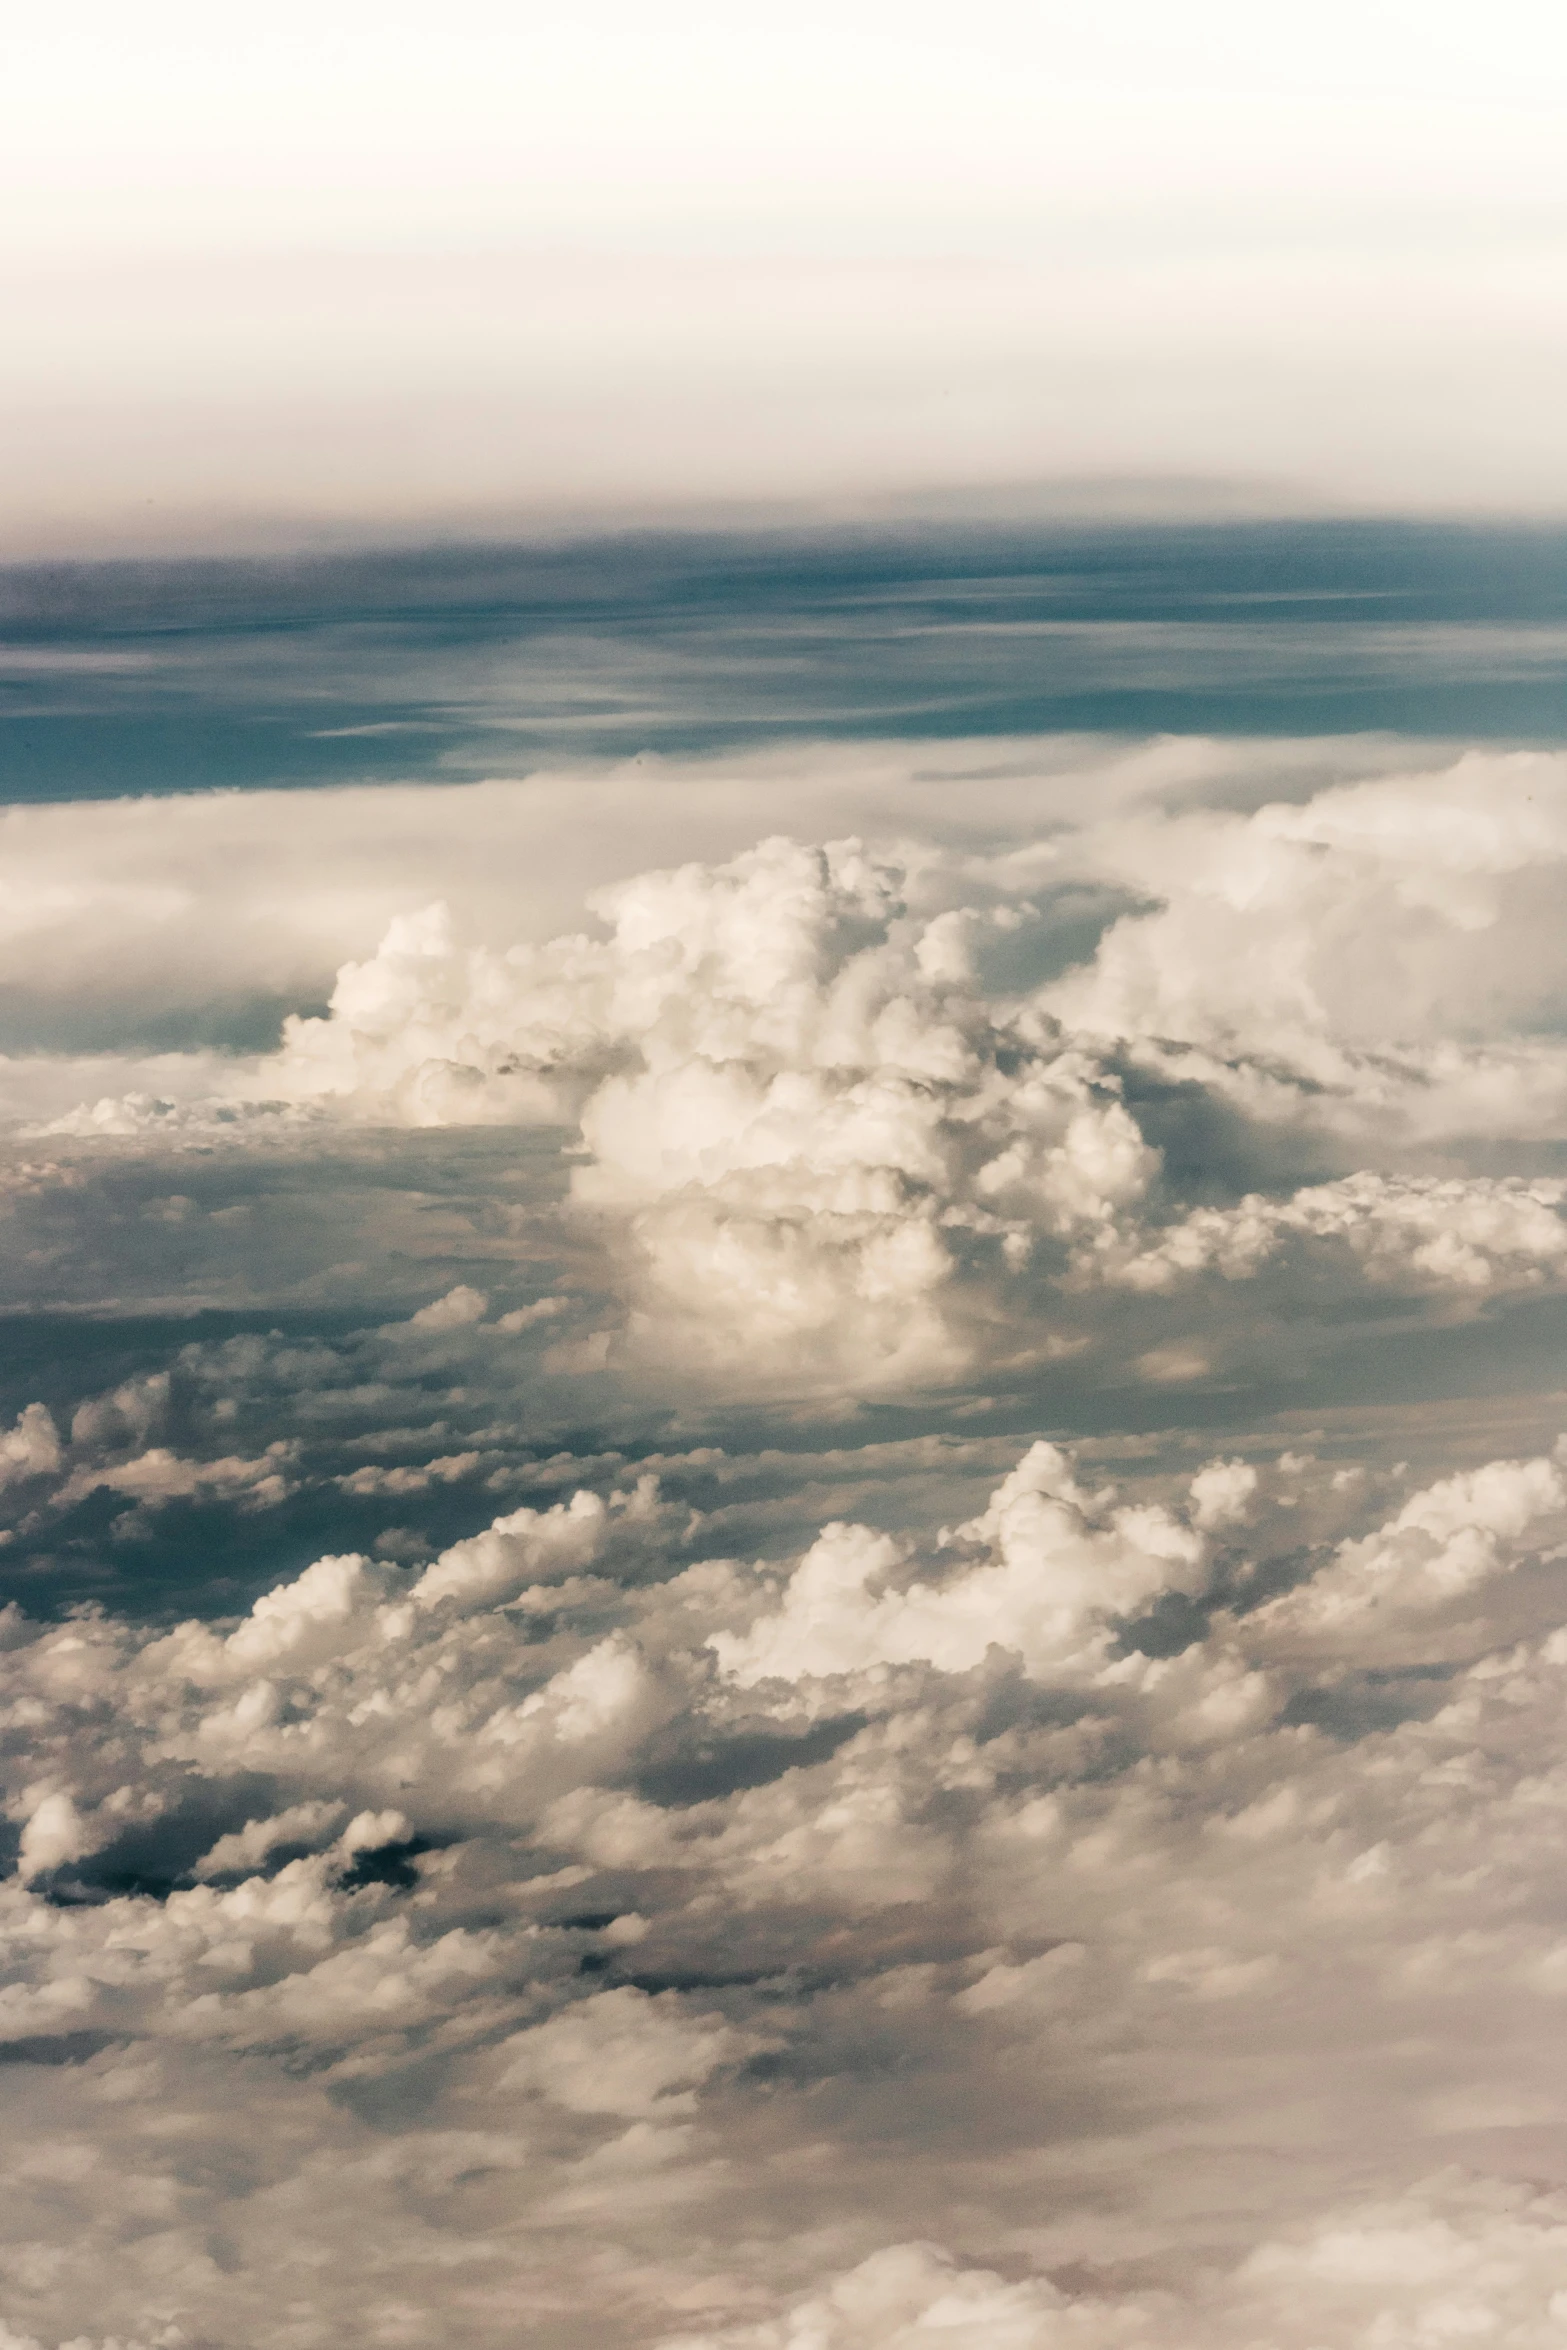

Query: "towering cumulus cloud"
left=270, top=836, right=1165, bottom=1387
left=119, top=751, right=1564, bottom=1392
left=3, top=744, right=1567, bottom=2347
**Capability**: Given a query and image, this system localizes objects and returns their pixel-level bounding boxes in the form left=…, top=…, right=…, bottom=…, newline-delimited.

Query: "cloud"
left=660, top=2177, right=1567, bottom=2349
left=223, top=778, right=1567, bottom=1392
left=0, top=1407, right=61, bottom=1495
left=53, top=1440, right=298, bottom=1514
left=1044, top=751, right=1567, bottom=1146
left=1103, top=1173, right=1567, bottom=1294
left=497, top=1986, right=750, bottom=2118
left=4, top=747, right=1567, bottom=2344
left=191, top=1801, right=347, bottom=1881
left=4, top=1426, right=1567, bottom=2340
left=1250, top=1445, right=1567, bottom=1663
left=9, top=750, right=1567, bottom=1626
left=2, top=1416, right=1567, bottom=2341
left=710, top=1442, right=1205, bottom=1685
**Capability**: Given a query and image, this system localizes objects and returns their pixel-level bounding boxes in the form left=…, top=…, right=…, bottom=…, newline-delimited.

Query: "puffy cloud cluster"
left=1102, top=1170, right=1567, bottom=1293
left=4, top=1428, right=1567, bottom=2343
left=1044, top=750, right=1567, bottom=1146
left=711, top=1442, right=1206, bottom=1686
left=1253, top=1446, right=1567, bottom=1663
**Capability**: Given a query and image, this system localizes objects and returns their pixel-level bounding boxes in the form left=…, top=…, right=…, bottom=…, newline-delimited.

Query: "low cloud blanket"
left=2, top=740, right=1566, bottom=2349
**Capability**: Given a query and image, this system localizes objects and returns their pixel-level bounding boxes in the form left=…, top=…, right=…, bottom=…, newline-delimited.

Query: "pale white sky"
left=3, top=1, right=1565, bottom=550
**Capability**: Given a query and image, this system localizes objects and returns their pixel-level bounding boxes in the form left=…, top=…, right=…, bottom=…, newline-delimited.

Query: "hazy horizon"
left=6, top=2, right=1567, bottom=558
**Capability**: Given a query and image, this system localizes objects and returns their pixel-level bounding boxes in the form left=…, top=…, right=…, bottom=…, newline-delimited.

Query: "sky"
left=4, top=10, right=1567, bottom=2350
left=4, top=1, right=1567, bottom=551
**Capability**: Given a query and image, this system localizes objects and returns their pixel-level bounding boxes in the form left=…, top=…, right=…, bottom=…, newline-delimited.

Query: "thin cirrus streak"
left=2, top=692, right=1567, bottom=2344
left=2, top=520, right=1566, bottom=802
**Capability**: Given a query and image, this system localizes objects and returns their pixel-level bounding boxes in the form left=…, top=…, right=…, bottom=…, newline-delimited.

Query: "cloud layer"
left=5, top=1429, right=1567, bottom=2345
left=3, top=738, right=1567, bottom=2346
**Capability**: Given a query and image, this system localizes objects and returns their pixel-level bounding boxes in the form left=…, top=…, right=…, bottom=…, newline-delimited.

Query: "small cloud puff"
left=711, top=1442, right=1204, bottom=1685
left=0, top=1405, right=62, bottom=1493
